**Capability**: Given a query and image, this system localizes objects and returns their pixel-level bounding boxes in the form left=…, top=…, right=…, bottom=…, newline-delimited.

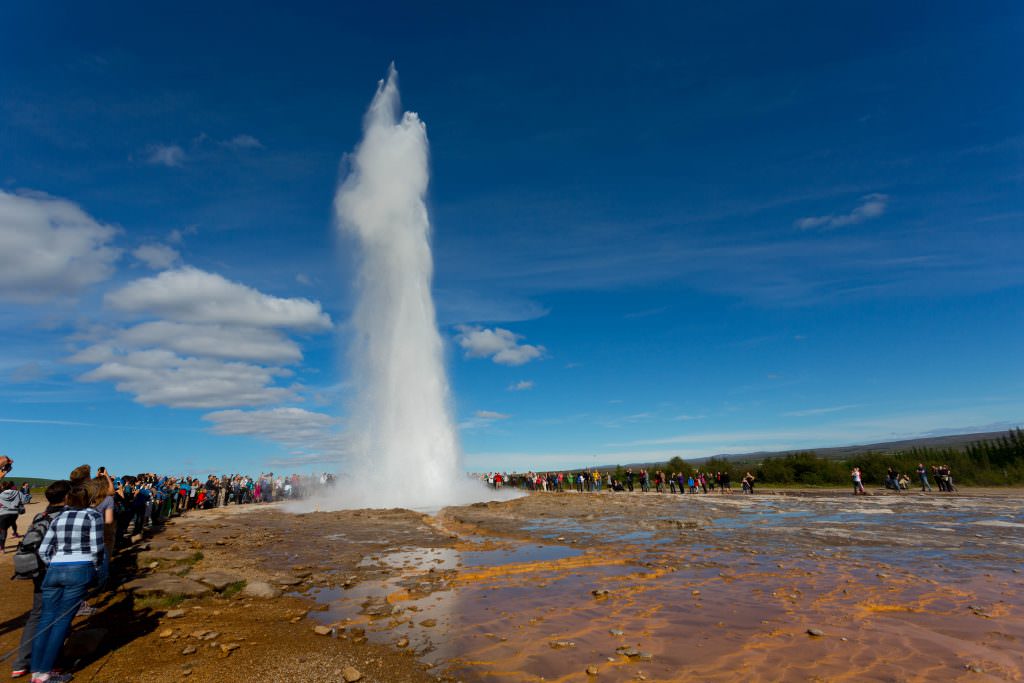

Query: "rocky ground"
left=1, top=488, right=1021, bottom=682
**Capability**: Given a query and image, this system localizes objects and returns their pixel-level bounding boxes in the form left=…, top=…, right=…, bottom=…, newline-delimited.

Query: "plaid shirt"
left=37, top=507, right=104, bottom=568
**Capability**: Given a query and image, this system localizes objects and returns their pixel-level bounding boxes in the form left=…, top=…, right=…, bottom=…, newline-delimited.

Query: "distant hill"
left=689, top=430, right=1015, bottom=465
left=603, top=430, right=1018, bottom=471
left=3, top=476, right=55, bottom=492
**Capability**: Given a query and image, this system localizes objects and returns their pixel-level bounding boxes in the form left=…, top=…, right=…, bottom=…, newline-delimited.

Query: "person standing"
left=851, top=467, right=865, bottom=495
left=1, top=481, right=26, bottom=551
left=30, top=484, right=105, bottom=683
left=916, top=463, right=932, bottom=492
left=10, top=481, right=69, bottom=680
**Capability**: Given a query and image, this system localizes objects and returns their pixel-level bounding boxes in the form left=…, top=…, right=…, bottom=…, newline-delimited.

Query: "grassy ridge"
left=4, top=476, right=56, bottom=493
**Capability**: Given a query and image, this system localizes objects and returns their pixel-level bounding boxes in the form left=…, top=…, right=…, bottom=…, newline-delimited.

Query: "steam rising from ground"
left=312, top=66, right=519, bottom=511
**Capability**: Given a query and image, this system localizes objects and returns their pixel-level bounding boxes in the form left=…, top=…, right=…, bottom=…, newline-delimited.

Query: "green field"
left=4, top=476, right=55, bottom=493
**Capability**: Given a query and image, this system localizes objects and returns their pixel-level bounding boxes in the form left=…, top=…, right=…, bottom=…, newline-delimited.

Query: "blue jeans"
left=31, top=562, right=96, bottom=674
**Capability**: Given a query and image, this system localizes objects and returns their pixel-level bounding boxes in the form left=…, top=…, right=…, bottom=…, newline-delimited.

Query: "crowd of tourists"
left=490, top=462, right=960, bottom=497
left=1, top=459, right=334, bottom=683
left=486, top=468, right=759, bottom=494
left=868, top=463, right=957, bottom=494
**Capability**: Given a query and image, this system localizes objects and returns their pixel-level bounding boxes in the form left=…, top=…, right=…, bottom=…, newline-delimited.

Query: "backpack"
left=11, top=511, right=55, bottom=581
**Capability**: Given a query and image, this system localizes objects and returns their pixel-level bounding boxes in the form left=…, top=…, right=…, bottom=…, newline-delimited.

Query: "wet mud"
left=6, top=490, right=1019, bottom=682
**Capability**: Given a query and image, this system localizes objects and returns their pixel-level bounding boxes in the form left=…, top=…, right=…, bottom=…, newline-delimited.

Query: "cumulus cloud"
left=203, top=407, right=340, bottom=457
left=132, top=243, right=180, bottom=270
left=222, top=134, right=264, bottom=150
left=74, top=347, right=294, bottom=408
left=455, top=325, right=545, bottom=366
left=459, top=409, right=511, bottom=430
left=0, top=189, right=121, bottom=302
left=105, top=266, right=332, bottom=330
left=795, top=193, right=889, bottom=231
left=74, top=269, right=331, bottom=410
left=117, top=321, right=302, bottom=363
left=508, top=380, right=534, bottom=391
left=146, top=144, right=186, bottom=167
left=475, top=410, right=510, bottom=420
left=167, top=225, right=198, bottom=245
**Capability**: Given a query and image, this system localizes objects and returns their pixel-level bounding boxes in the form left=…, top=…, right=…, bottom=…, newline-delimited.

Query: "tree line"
left=621, top=429, right=1024, bottom=487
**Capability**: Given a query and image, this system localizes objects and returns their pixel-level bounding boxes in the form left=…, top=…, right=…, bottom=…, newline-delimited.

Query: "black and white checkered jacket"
left=37, top=507, right=104, bottom=568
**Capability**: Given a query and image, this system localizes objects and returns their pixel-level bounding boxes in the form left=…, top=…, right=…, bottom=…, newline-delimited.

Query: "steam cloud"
left=316, top=65, right=518, bottom=510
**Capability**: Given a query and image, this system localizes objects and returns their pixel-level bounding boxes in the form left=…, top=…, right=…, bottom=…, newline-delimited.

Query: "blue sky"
left=1, top=1, right=1022, bottom=479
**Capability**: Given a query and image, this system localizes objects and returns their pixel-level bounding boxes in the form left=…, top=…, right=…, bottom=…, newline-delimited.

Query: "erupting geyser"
left=325, top=65, right=513, bottom=510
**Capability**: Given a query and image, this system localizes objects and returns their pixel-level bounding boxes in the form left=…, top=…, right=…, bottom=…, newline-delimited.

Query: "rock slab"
left=124, top=575, right=212, bottom=598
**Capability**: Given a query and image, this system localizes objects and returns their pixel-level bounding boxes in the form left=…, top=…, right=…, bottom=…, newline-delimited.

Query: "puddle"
left=292, top=493, right=1024, bottom=681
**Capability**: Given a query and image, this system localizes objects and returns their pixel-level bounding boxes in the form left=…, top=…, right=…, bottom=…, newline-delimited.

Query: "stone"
left=341, top=666, right=362, bottom=682
left=274, top=575, right=303, bottom=586
left=181, top=646, right=197, bottom=655
left=220, top=643, right=240, bottom=655
left=140, top=550, right=195, bottom=563
left=165, top=609, right=186, bottom=619
left=124, top=575, right=212, bottom=599
left=591, top=589, right=610, bottom=597
left=159, top=629, right=174, bottom=638
left=193, top=570, right=244, bottom=592
left=313, top=625, right=333, bottom=636
left=807, top=628, right=825, bottom=637
left=242, top=581, right=281, bottom=599
left=200, top=631, right=219, bottom=641
left=586, top=665, right=599, bottom=675
left=549, top=640, right=575, bottom=649
left=420, top=619, right=437, bottom=627
left=638, top=652, right=654, bottom=661
left=609, top=629, right=624, bottom=636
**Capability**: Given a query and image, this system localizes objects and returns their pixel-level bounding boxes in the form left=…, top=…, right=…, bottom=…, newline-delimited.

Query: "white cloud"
left=672, top=414, right=706, bottom=421
left=75, top=347, right=294, bottom=408
left=132, top=243, right=180, bottom=270
left=508, top=380, right=534, bottom=391
left=795, top=193, right=889, bottom=231
left=117, top=321, right=302, bottom=363
left=203, top=407, right=340, bottom=457
left=295, top=273, right=313, bottom=286
left=0, top=189, right=121, bottom=302
left=74, top=269, right=331, bottom=410
left=146, top=144, right=186, bottom=167
left=459, top=409, right=511, bottom=431
left=222, top=134, right=264, bottom=150
left=106, top=266, right=332, bottom=330
left=783, top=404, right=859, bottom=417
left=167, top=225, right=198, bottom=245
left=455, top=325, right=545, bottom=366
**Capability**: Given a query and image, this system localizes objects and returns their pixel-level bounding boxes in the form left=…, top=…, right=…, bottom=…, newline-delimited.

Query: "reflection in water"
left=302, top=494, right=1024, bottom=681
